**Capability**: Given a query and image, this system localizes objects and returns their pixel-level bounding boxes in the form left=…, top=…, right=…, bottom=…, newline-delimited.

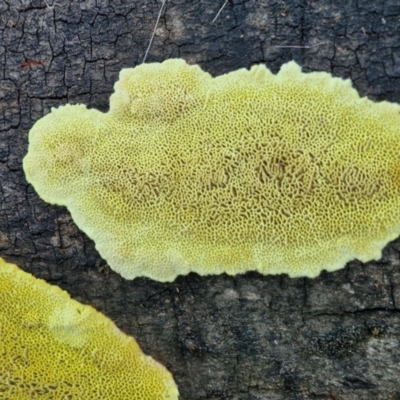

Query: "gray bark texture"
left=1, top=0, right=400, bottom=399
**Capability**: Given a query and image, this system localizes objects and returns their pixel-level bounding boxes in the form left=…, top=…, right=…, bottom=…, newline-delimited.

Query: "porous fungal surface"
left=0, top=258, right=179, bottom=399
left=23, top=59, right=400, bottom=281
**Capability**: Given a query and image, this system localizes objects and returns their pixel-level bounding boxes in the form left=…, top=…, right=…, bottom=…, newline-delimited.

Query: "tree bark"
left=1, top=0, right=400, bottom=399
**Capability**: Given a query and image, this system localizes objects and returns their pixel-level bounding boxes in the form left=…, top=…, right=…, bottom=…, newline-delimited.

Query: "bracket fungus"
left=0, top=257, right=179, bottom=399
left=23, top=59, right=400, bottom=281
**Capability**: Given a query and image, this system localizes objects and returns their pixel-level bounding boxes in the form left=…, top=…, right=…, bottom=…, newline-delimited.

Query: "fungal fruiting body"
left=23, top=59, right=400, bottom=281
left=0, top=258, right=179, bottom=399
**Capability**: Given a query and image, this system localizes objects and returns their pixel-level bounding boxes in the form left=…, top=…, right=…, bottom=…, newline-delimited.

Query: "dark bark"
left=1, top=0, right=400, bottom=399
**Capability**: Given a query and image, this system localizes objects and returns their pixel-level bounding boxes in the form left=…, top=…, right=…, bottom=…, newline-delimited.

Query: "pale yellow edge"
left=0, top=257, right=180, bottom=399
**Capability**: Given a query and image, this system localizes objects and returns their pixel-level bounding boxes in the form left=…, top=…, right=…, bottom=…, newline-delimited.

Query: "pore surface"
left=23, top=59, right=400, bottom=281
left=0, top=258, right=179, bottom=399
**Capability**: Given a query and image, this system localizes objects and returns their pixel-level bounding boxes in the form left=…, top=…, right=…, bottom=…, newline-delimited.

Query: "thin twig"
left=212, top=0, right=229, bottom=24
left=274, top=41, right=330, bottom=49
left=43, top=0, right=54, bottom=9
left=143, top=0, right=166, bottom=64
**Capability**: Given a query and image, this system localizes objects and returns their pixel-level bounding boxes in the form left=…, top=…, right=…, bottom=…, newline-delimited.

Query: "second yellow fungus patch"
left=0, top=257, right=179, bottom=399
left=23, top=59, right=400, bottom=281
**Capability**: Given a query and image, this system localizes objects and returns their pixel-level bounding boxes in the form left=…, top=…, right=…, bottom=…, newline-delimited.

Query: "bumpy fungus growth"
left=0, top=258, right=179, bottom=399
left=24, top=59, right=400, bottom=281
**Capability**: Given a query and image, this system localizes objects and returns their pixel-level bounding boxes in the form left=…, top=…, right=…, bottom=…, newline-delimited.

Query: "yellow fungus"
left=0, top=257, right=179, bottom=399
left=23, top=59, right=400, bottom=281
